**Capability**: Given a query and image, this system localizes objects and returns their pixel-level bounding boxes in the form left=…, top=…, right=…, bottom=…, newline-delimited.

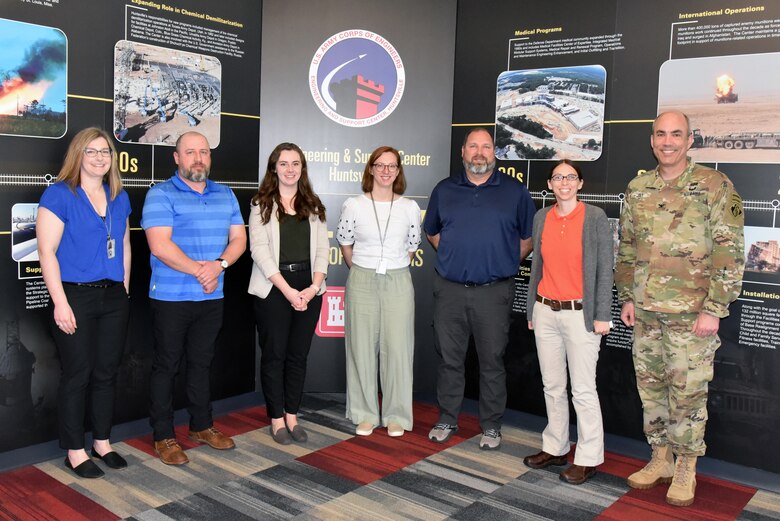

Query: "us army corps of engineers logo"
left=309, top=29, right=405, bottom=127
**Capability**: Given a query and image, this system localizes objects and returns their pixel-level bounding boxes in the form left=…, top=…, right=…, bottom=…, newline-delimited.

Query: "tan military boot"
left=666, top=455, right=697, bottom=507
left=627, top=445, right=674, bottom=489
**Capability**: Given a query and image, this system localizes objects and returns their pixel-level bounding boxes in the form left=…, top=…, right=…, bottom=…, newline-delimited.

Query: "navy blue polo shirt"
left=423, top=168, right=535, bottom=285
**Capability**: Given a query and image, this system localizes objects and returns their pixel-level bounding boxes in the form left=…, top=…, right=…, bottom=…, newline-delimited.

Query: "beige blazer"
left=247, top=202, right=329, bottom=299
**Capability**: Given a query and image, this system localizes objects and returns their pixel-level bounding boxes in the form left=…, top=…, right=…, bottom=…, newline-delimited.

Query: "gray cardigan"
left=526, top=203, right=614, bottom=332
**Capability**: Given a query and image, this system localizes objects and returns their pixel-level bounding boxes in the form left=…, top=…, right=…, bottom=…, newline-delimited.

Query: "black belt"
left=63, top=279, right=121, bottom=289
left=463, top=277, right=510, bottom=288
left=536, top=294, right=583, bottom=311
left=279, top=261, right=310, bottom=272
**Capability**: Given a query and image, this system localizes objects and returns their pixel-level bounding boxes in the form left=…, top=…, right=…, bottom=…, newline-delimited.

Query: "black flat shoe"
left=91, top=448, right=128, bottom=469
left=64, top=457, right=104, bottom=478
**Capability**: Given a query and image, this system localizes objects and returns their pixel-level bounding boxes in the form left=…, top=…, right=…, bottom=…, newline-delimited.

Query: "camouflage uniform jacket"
left=615, top=160, right=744, bottom=317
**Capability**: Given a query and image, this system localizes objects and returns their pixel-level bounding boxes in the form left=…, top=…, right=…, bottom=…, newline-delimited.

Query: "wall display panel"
left=454, top=0, right=780, bottom=471
left=0, top=0, right=261, bottom=453
left=259, top=0, right=457, bottom=393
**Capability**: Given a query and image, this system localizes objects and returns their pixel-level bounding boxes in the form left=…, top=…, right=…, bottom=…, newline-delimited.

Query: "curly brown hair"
left=251, top=142, right=326, bottom=224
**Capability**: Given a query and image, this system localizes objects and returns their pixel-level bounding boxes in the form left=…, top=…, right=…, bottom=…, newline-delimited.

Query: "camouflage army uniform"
left=615, top=159, right=744, bottom=456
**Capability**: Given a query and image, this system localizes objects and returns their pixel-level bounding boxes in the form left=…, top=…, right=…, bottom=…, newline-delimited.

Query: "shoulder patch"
left=729, top=192, right=743, bottom=220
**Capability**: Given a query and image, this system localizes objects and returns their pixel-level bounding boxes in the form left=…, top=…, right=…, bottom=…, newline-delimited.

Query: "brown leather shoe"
left=560, top=464, right=596, bottom=485
left=154, top=439, right=189, bottom=465
left=189, top=427, right=235, bottom=450
left=523, top=451, right=568, bottom=469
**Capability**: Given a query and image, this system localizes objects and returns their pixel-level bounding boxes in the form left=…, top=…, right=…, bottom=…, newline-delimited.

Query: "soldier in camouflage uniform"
left=615, top=111, right=744, bottom=507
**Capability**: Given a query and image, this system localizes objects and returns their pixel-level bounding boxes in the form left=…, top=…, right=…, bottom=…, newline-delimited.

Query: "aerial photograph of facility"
left=495, top=65, right=606, bottom=161
left=113, top=40, right=221, bottom=146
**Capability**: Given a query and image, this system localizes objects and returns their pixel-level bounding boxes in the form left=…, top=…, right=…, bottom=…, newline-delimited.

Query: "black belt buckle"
left=549, top=299, right=562, bottom=312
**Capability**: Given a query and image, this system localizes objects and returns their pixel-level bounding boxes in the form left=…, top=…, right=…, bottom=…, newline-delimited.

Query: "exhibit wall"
left=0, top=0, right=778, bottom=475
left=0, top=0, right=261, bottom=452
left=453, top=0, right=780, bottom=471
left=257, top=0, right=457, bottom=393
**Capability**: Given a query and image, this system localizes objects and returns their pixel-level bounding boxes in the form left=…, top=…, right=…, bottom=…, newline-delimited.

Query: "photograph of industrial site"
left=113, top=40, right=221, bottom=146
left=0, top=18, right=66, bottom=139
left=11, top=204, right=38, bottom=262
left=494, top=65, right=606, bottom=161
left=744, top=226, right=780, bottom=275
left=658, top=53, right=780, bottom=164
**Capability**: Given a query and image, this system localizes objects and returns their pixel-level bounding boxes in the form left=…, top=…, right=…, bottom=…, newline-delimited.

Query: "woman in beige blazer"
left=248, top=142, right=328, bottom=445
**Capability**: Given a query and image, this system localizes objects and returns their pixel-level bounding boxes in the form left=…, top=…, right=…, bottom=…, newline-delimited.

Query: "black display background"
left=0, top=0, right=261, bottom=452
left=454, top=0, right=780, bottom=471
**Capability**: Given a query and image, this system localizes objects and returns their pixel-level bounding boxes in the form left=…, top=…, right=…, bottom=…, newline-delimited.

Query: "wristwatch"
left=217, top=258, right=229, bottom=270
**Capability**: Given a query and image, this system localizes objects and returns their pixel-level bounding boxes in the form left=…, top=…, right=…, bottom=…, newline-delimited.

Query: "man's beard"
left=180, top=164, right=210, bottom=182
left=463, top=157, right=495, bottom=176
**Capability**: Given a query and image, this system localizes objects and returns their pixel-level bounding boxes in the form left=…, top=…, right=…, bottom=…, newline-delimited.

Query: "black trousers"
left=148, top=299, right=224, bottom=441
left=432, top=273, right=514, bottom=431
left=254, top=270, right=321, bottom=419
left=53, top=283, right=129, bottom=449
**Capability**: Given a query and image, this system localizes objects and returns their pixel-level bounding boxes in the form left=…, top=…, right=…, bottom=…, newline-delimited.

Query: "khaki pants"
left=532, top=302, right=604, bottom=466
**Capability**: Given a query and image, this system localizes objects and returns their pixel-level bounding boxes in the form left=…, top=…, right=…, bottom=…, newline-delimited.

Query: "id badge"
left=376, top=258, right=387, bottom=275
left=107, top=238, right=116, bottom=259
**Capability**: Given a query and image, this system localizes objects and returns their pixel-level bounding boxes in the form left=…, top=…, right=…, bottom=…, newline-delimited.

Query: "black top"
left=279, top=214, right=311, bottom=264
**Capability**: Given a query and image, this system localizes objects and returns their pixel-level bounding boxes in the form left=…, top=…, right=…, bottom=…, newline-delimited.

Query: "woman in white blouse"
left=337, top=146, right=421, bottom=437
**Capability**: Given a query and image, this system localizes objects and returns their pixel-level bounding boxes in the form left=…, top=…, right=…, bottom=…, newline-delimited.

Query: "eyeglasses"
left=373, top=163, right=399, bottom=173
left=551, top=174, right=579, bottom=182
left=84, top=148, right=112, bottom=158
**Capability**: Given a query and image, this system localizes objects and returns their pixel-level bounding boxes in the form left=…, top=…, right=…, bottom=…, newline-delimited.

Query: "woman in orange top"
left=524, top=160, right=613, bottom=485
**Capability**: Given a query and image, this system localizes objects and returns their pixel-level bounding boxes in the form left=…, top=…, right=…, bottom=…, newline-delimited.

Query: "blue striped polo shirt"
left=141, top=173, right=244, bottom=301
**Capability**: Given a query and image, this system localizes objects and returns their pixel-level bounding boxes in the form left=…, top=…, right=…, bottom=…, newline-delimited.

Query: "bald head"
left=653, top=111, right=690, bottom=137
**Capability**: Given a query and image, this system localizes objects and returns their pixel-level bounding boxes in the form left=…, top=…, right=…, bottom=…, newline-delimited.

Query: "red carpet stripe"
left=298, top=402, right=482, bottom=485
left=0, top=467, right=118, bottom=521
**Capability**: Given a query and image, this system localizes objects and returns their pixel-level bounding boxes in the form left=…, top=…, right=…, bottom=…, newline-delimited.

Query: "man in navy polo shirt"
left=142, top=131, right=246, bottom=465
left=423, top=127, right=534, bottom=450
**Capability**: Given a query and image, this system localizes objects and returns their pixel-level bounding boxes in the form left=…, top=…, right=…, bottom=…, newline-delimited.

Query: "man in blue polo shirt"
left=424, top=127, right=535, bottom=450
left=141, top=131, right=246, bottom=465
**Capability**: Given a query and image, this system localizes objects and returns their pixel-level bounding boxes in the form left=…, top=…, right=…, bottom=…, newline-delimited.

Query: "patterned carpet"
left=1, top=394, right=778, bottom=520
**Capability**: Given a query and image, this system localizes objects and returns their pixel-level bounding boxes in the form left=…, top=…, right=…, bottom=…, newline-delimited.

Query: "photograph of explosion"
left=113, top=40, right=221, bottom=146
left=744, top=226, right=780, bottom=275
left=494, top=65, right=606, bottom=161
left=658, top=53, right=780, bottom=164
left=0, top=18, right=67, bottom=139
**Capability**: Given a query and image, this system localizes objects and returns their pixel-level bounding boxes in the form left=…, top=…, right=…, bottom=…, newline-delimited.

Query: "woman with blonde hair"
left=248, top=142, right=328, bottom=445
left=337, top=146, right=421, bottom=437
left=37, top=127, right=132, bottom=478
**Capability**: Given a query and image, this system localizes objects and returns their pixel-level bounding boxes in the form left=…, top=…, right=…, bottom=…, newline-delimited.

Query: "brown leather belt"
left=536, top=294, right=583, bottom=311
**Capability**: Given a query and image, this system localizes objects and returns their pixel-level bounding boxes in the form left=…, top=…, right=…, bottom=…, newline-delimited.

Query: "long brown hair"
left=360, top=146, right=406, bottom=195
left=57, top=127, right=123, bottom=199
left=251, top=142, right=326, bottom=224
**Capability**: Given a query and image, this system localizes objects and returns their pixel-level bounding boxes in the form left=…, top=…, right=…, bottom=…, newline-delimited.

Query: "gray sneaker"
left=428, top=423, right=458, bottom=443
left=479, top=429, right=502, bottom=450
